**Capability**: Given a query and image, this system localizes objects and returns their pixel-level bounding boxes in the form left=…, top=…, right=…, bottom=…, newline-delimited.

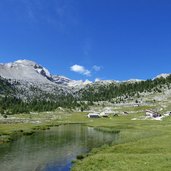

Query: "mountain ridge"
left=0, top=59, right=169, bottom=87
left=0, top=59, right=171, bottom=114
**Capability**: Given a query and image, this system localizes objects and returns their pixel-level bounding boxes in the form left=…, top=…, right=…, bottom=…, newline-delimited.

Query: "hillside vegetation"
left=0, top=75, right=171, bottom=115
left=79, top=76, right=171, bottom=102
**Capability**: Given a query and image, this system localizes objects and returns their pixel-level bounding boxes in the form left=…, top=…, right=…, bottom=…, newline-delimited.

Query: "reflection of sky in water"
left=0, top=124, right=118, bottom=171
left=43, top=161, right=72, bottom=171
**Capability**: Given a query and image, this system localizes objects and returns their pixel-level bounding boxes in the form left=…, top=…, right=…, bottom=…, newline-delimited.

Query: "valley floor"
left=71, top=113, right=171, bottom=171
left=1, top=105, right=171, bottom=170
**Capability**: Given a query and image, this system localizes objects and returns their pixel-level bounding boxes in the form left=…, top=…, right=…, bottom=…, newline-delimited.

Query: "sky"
left=0, top=0, right=171, bottom=81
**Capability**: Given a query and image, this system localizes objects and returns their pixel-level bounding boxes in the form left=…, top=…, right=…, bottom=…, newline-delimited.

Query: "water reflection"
left=0, top=124, right=118, bottom=171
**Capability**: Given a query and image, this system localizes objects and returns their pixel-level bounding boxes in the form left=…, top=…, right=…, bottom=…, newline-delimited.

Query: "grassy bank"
left=0, top=122, right=61, bottom=143
left=0, top=111, right=89, bottom=143
left=72, top=113, right=171, bottom=171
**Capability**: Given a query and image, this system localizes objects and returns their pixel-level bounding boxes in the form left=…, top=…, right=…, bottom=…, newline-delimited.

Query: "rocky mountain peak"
left=15, top=59, right=37, bottom=66
left=0, top=59, right=52, bottom=84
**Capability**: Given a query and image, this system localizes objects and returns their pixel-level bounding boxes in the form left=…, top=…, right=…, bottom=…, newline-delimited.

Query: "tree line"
left=79, top=75, right=171, bottom=102
left=0, top=75, right=171, bottom=115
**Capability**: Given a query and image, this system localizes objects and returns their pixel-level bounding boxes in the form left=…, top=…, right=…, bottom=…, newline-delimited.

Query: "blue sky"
left=0, top=0, right=171, bottom=81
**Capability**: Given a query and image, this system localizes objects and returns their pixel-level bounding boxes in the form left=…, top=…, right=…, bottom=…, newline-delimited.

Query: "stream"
left=0, top=124, right=119, bottom=171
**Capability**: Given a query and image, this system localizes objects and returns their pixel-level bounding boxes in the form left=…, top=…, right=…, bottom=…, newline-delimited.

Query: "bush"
left=76, top=154, right=85, bottom=160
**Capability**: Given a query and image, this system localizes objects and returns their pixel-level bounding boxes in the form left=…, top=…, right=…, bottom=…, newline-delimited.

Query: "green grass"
left=0, top=121, right=61, bottom=143
left=1, top=106, right=171, bottom=170
left=72, top=112, right=171, bottom=171
left=94, top=127, right=120, bottom=134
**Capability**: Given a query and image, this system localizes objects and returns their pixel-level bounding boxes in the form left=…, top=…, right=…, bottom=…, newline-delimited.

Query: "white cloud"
left=95, top=78, right=101, bottom=82
left=70, top=64, right=91, bottom=76
left=93, top=65, right=101, bottom=71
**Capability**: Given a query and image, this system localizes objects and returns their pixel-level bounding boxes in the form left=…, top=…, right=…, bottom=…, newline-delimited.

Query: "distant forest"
left=0, top=75, right=171, bottom=115
left=79, top=76, right=171, bottom=102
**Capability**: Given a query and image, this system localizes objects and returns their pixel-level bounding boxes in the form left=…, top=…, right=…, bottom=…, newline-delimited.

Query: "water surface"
left=0, top=124, right=118, bottom=171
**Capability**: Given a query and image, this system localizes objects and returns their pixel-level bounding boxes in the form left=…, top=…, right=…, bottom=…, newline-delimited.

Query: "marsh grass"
left=72, top=112, right=171, bottom=171
left=94, top=127, right=120, bottom=134
left=1, top=109, right=171, bottom=170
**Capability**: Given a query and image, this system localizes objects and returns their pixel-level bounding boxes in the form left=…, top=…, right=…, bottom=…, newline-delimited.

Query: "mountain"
left=52, top=75, right=72, bottom=85
left=0, top=60, right=148, bottom=88
left=0, top=59, right=171, bottom=114
left=0, top=76, right=15, bottom=96
left=0, top=60, right=94, bottom=88
left=153, top=73, right=171, bottom=80
left=0, top=59, right=171, bottom=102
left=0, top=60, right=53, bottom=84
left=52, top=75, right=92, bottom=88
left=0, top=60, right=94, bottom=101
left=0, top=60, right=69, bottom=100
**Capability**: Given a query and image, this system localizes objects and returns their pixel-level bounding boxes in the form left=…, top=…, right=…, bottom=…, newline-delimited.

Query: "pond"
left=0, top=124, right=119, bottom=171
